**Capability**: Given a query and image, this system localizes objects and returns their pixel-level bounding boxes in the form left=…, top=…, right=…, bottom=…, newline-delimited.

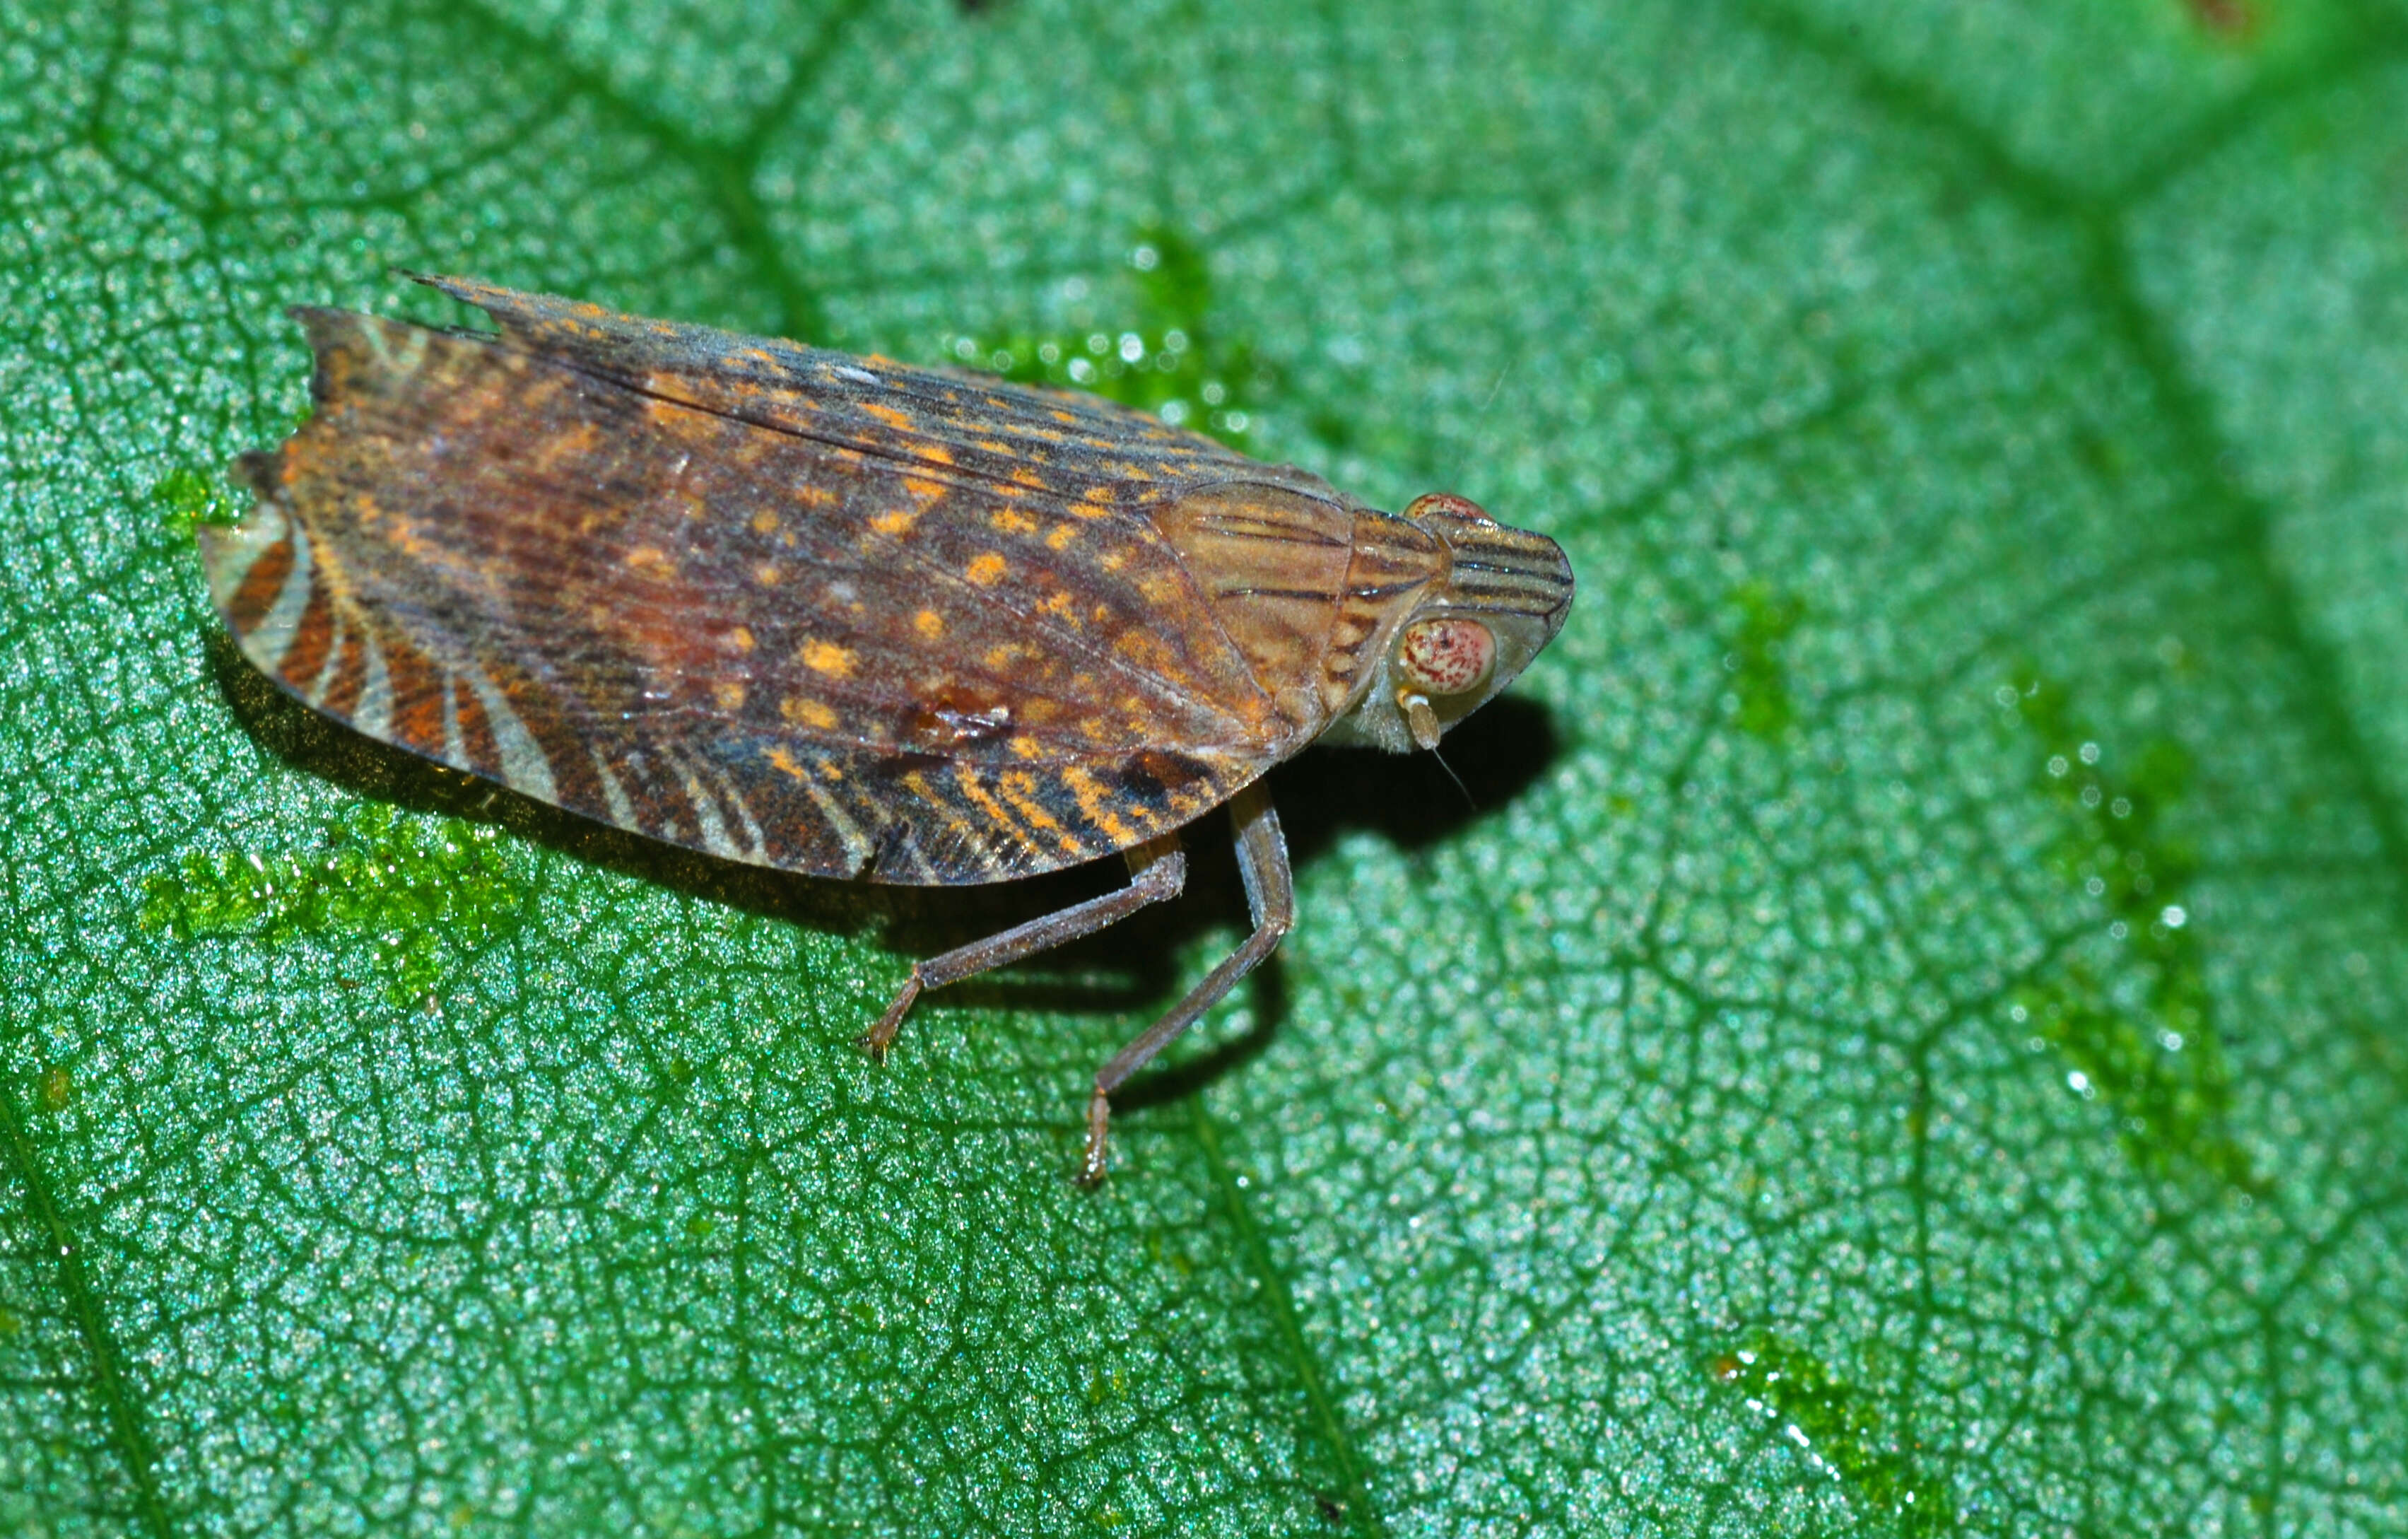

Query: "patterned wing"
left=411, top=274, right=1284, bottom=504
left=201, top=299, right=1313, bottom=885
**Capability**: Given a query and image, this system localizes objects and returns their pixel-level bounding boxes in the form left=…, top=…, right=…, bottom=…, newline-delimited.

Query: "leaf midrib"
left=1187, top=1097, right=1385, bottom=1539
left=0, top=1085, right=172, bottom=1539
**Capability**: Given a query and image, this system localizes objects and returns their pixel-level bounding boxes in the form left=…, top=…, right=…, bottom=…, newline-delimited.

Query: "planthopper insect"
left=201, top=275, right=1574, bottom=1182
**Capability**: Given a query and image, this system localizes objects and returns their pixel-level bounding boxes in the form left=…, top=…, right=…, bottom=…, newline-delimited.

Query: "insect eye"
left=1402, top=492, right=1497, bottom=526
left=1397, top=617, right=1496, bottom=696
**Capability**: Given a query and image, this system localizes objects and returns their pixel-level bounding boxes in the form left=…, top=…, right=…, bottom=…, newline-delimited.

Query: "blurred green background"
left=5, top=0, right=2408, bottom=1533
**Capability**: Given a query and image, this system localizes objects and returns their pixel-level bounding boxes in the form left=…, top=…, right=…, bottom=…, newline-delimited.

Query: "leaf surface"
left=3, top=0, right=2405, bottom=1534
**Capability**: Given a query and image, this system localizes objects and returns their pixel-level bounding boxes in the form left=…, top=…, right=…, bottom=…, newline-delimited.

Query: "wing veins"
left=499, top=334, right=1168, bottom=504
left=1190, top=514, right=1351, bottom=548
left=1215, top=585, right=1341, bottom=601
left=456, top=341, right=1278, bottom=751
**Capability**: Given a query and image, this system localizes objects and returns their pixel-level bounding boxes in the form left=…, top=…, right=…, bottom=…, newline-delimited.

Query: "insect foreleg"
left=857, top=833, right=1189, bottom=1062
left=1081, top=781, right=1293, bottom=1186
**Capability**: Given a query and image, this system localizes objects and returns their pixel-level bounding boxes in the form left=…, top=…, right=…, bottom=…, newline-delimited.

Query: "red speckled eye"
left=1397, top=617, right=1496, bottom=696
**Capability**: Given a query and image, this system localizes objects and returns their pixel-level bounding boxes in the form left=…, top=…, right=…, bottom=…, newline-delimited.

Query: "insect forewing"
left=204, top=288, right=1320, bottom=884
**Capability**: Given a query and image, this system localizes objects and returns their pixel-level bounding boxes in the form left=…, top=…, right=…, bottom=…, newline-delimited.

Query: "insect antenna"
left=1430, top=744, right=1478, bottom=812
left=1476, top=365, right=1513, bottom=416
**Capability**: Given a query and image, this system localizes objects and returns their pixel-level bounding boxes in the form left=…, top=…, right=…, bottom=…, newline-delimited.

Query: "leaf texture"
left=2, top=0, right=2406, bottom=1535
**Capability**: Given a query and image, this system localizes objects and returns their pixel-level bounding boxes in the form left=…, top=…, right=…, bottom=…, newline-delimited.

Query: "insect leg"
left=857, top=834, right=1187, bottom=1061
left=1080, top=780, right=1293, bottom=1186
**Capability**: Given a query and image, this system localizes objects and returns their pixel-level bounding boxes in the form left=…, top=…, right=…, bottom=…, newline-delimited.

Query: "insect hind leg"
left=857, top=834, right=1188, bottom=1062
left=1081, top=782, right=1292, bottom=1186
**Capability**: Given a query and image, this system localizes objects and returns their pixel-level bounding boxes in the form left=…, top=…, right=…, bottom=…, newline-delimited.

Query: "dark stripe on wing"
left=319, top=626, right=368, bottom=717
left=1188, top=512, right=1353, bottom=548
left=1214, top=585, right=1346, bottom=602
left=223, top=537, right=294, bottom=634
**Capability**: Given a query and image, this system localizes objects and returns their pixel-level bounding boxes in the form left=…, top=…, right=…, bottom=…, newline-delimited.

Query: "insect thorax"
left=1150, top=480, right=1447, bottom=749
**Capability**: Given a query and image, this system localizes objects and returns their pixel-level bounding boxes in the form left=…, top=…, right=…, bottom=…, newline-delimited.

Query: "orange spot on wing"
left=1117, top=631, right=1174, bottom=667
left=781, top=695, right=838, bottom=729
left=763, top=744, right=816, bottom=784
left=799, top=639, right=855, bottom=677
left=861, top=402, right=914, bottom=433
left=529, top=421, right=603, bottom=471
left=965, top=553, right=1007, bottom=586
left=915, top=609, right=944, bottom=638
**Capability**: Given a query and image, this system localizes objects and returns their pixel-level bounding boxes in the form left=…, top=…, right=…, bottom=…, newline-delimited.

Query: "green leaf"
left=4, top=0, right=2405, bottom=1533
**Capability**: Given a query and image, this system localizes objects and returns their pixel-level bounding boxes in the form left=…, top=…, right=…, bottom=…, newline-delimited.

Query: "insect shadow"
left=208, top=628, right=1560, bottom=1098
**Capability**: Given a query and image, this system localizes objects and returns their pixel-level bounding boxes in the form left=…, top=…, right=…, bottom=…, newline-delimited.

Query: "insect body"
left=201, top=275, right=1574, bottom=1181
